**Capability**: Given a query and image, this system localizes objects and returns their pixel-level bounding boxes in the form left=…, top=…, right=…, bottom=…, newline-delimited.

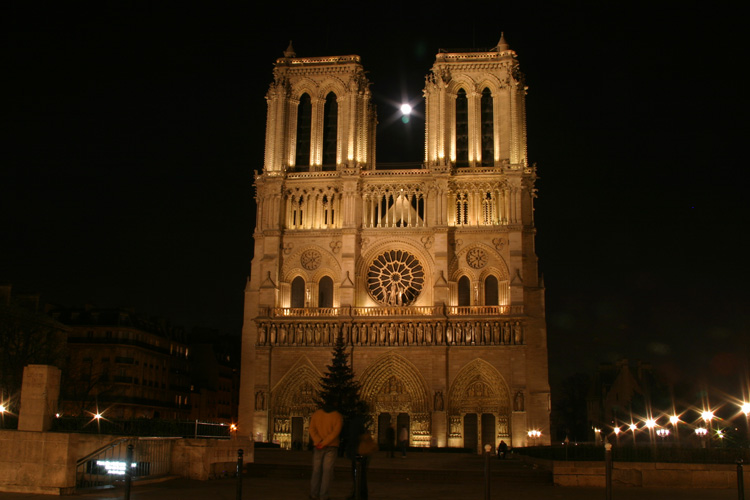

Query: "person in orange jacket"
left=309, top=403, right=343, bottom=500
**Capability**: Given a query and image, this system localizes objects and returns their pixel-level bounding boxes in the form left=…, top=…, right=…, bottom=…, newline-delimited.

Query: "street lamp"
left=629, top=422, right=638, bottom=446
left=0, top=403, right=5, bottom=429
left=740, top=403, right=750, bottom=446
left=695, top=427, right=708, bottom=448
left=527, top=429, right=541, bottom=446
left=701, top=410, right=714, bottom=448
left=668, top=415, right=681, bottom=444
left=613, top=426, right=621, bottom=446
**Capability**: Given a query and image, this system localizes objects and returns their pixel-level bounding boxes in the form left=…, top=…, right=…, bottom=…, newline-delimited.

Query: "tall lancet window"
left=458, top=276, right=471, bottom=306
left=318, top=276, right=333, bottom=308
left=484, top=275, right=499, bottom=305
left=480, top=88, right=494, bottom=166
left=455, top=89, right=469, bottom=167
left=295, top=93, right=312, bottom=170
left=291, top=276, right=306, bottom=308
left=322, top=92, right=338, bottom=170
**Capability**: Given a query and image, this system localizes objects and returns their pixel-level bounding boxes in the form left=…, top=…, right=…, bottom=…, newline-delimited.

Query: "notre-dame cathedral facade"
left=238, top=35, right=551, bottom=451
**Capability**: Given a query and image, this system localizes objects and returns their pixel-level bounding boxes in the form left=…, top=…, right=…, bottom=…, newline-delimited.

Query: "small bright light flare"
left=230, top=424, right=237, bottom=431
left=400, top=104, right=412, bottom=115
left=695, top=428, right=708, bottom=436
left=669, top=415, right=680, bottom=425
left=701, top=410, right=714, bottom=422
left=629, top=423, right=637, bottom=431
left=717, top=429, right=724, bottom=439
left=741, top=403, right=750, bottom=416
left=656, top=429, right=670, bottom=437
left=0, top=404, right=6, bottom=413
left=645, top=418, right=657, bottom=429
left=94, top=413, right=102, bottom=420
left=527, top=430, right=541, bottom=438
left=613, top=427, right=621, bottom=435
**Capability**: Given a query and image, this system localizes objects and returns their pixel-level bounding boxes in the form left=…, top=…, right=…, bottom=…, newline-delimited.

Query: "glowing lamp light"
left=741, top=403, right=750, bottom=416
left=0, top=404, right=5, bottom=413
left=645, top=418, right=657, bottom=429
left=701, top=410, right=714, bottom=422
left=629, top=423, right=637, bottom=431
left=669, top=415, right=680, bottom=425
left=695, top=428, right=708, bottom=436
left=230, top=424, right=237, bottom=432
left=613, top=427, right=621, bottom=435
left=94, top=413, right=102, bottom=420
left=527, top=430, right=541, bottom=438
left=400, top=104, right=412, bottom=115
left=96, top=460, right=136, bottom=476
left=717, top=429, right=725, bottom=439
left=656, top=429, right=670, bottom=437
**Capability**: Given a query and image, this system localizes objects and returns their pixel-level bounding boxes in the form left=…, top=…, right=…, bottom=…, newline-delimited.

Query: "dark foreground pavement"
left=0, top=449, right=740, bottom=500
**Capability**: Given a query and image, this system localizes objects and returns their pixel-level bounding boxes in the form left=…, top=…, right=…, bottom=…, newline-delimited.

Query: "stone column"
left=18, top=364, right=61, bottom=432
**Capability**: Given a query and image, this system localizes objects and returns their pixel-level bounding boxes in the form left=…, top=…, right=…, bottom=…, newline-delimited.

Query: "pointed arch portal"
left=360, top=352, right=432, bottom=447
left=447, top=359, right=511, bottom=451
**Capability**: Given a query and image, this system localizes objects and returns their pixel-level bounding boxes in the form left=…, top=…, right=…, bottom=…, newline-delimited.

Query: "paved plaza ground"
left=0, top=448, right=741, bottom=499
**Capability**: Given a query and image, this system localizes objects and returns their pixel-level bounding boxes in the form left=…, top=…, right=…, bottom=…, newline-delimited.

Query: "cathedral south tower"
left=238, top=36, right=551, bottom=451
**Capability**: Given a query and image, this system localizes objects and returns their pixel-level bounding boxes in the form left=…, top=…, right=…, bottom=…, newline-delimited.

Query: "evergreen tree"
left=317, top=332, right=369, bottom=420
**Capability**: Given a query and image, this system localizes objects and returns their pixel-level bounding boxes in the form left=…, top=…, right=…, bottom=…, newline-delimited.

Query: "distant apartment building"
left=188, top=331, right=241, bottom=423
left=50, top=307, right=192, bottom=420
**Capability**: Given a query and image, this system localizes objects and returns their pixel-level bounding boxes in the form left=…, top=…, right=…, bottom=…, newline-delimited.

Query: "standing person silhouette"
left=399, top=426, right=408, bottom=458
left=309, top=403, right=343, bottom=500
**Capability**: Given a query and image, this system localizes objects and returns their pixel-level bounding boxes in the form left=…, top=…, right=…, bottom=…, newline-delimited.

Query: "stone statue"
left=503, top=322, right=511, bottom=344
left=352, top=324, right=359, bottom=344
left=514, top=391, right=525, bottom=412
left=434, top=390, right=444, bottom=411
left=389, top=323, right=397, bottom=345
left=255, top=390, right=266, bottom=410
left=258, top=324, right=267, bottom=345
left=513, top=321, right=522, bottom=344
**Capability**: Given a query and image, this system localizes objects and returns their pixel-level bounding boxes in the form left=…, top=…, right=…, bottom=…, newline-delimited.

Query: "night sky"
left=4, top=3, right=748, bottom=399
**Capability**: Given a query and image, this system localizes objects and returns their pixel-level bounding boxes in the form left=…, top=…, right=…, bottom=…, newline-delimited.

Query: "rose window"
left=367, top=250, right=425, bottom=306
left=466, top=248, right=488, bottom=269
left=300, top=249, right=322, bottom=270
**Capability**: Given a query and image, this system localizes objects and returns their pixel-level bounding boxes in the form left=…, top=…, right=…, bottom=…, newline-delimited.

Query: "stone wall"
left=171, top=437, right=252, bottom=480
left=0, top=430, right=253, bottom=494
left=553, top=460, right=750, bottom=489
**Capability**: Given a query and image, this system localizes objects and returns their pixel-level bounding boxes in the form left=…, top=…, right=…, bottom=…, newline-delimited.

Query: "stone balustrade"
left=255, top=316, right=524, bottom=347
left=259, top=304, right=522, bottom=318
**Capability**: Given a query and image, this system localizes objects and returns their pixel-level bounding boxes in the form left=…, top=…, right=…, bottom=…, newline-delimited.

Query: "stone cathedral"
left=238, top=35, right=551, bottom=451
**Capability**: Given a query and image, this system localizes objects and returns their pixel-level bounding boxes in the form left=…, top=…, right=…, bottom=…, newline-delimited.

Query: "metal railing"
left=53, top=417, right=231, bottom=438
left=75, top=437, right=177, bottom=490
